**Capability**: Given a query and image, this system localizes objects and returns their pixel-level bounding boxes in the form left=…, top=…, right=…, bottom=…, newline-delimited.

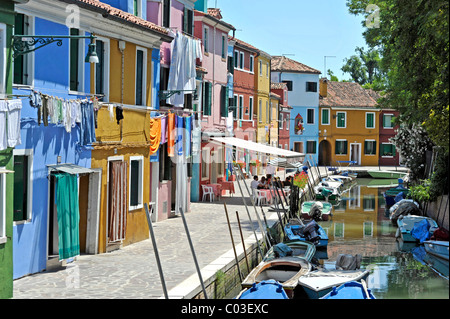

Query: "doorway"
left=319, top=140, right=332, bottom=166
left=350, top=143, right=361, bottom=165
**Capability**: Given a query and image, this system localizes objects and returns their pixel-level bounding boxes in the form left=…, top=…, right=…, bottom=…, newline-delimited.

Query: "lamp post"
left=12, top=34, right=99, bottom=63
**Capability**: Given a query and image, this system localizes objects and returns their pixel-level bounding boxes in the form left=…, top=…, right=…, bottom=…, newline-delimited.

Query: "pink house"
left=194, top=8, right=236, bottom=192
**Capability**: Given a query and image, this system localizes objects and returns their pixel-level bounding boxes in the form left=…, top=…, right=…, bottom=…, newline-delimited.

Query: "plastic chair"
left=255, top=190, right=269, bottom=206
left=202, top=185, right=215, bottom=202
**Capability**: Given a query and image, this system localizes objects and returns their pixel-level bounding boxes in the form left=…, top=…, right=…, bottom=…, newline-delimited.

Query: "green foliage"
left=409, top=180, right=433, bottom=203
left=341, top=47, right=386, bottom=88
left=429, top=149, right=449, bottom=197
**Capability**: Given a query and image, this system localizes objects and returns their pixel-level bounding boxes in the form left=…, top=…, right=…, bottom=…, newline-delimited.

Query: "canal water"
left=317, top=178, right=448, bottom=299
left=229, top=178, right=449, bottom=299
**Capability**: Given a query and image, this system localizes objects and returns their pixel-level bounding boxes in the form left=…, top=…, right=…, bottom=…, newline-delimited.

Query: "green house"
left=0, top=0, right=29, bottom=299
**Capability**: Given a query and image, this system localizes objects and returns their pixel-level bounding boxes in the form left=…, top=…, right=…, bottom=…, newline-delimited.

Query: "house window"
left=249, top=56, right=254, bottom=73
left=13, top=13, right=33, bottom=86
left=279, top=113, right=284, bottom=129
left=239, top=95, right=244, bottom=120
left=366, top=112, right=375, bottom=129
left=0, top=172, right=6, bottom=243
left=363, top=221, right=374, bottom=237
left=383, top=114, right=395, bottom=128
left=183, top=7, right=194, bottom=36
left=258, top=99, right=262, bottom=123
left=233, top=94, right=238, bottom=119
left=163, top=0, right=170, bottom=28
left=321, top=108, right=330, bottom=125
left=13, top=150, right=33, bottom=222
left=234, top=50, right=239, bottom=69
left=306, top=82, right=318, bottom=92
left=364, top=140, right=377, bottom=155
left=381, top=143, right=396, bottom=157
left=249, top=96, right=254, bottom=120
left=216, top=147, right=224, bottom=177
left=133, top=0, right=141, bottom=17
left=266, top=62, right=269, bottom=78
left=95, top=38, right=109, bottom=101
left=282, top=80, right=293, bottom=91
left=307, top=109, right=315, bottom=124
left=239, top=52, right=244, bottom=69
left=220, top=85, right=229, bottom=117
left=306, top=141, right=317, bottom=154
left=335, top=140, right=348, bottom=155
left=259, top=60, right=262, bottom=76
left=336, top=112, right=346, bottom=128
left=69, top=29, right=81, bottom=92
left=363, top=196, right=376, bottom=212
left=129, top=156, right=144, bottom=210
left=203, top=81, right=212, bottom=116
left=294, top=142, right=304, bottom=153
left=221, top=35, right=226, bottom=59
left=135, top=48, right=147, bottom=106
left=203, top=27, right=209, bottom=53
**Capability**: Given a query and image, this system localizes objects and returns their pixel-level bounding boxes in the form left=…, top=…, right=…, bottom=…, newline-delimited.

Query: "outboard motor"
left=303, top=220, right=321, bottom=246
left=310, top=202, right=323, bottom=221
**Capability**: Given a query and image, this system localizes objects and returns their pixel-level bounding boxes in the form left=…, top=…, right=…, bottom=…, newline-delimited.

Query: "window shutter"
left=13, top=155, right=28, bottom=221
left=344, top=141, right=348, bottom=154
left=69, top=29, right=80, bottom=92
left=204, top=82, right=212, bottom=116
left=130, top=160, right=140, bottom=206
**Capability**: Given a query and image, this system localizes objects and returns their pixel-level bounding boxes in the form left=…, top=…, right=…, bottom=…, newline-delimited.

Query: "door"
left=107, top=161, right=127, bottom=245
left=350, top=143, right=361, bottom=165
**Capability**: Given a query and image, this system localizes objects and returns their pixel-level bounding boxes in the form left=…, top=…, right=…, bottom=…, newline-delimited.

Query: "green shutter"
left=204, top=82, right=212, bottom=116
left=130, top=161, right=139, bottom=206
left=69, top=29, right=80, bottom=92
left=14, top=14, right=25, bottom=85
left=136, top=50, right=144, bottom=106
left=343, top=141, right=348, bottom=154
left=322, top=109, right=329, bottom=124
left=367, top=113, right=374, bottom=128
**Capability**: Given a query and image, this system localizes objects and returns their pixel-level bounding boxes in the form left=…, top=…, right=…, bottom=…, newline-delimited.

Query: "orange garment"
left=167, top=113, right=175, bottom=157
left=149, top=118, right=162, bottom=155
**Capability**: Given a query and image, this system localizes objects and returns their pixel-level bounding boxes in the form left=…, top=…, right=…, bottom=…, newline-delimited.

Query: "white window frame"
left=12, top=13, right=35, bottom=88
left=307, top=108, right=315, bottom=125
left=203, top=26, right=209, bottom=53
left=306, top=140, right=316, bottom=154
left=68, top=28, right=86, bottom=95
left=383, top=113, right=395, bottom=129
left=249, top=55, right=254, bottom=73
left=0, top=171, right=6, bottom=244
left=234, top=50, right=239, bottom=69
left=249, top=96, right=254, bottom=121
left=94, top=36, right=110, bottom=102
left=335, top=139, right=348, bottom=155
left=365, top=112, right=376, bottom=129
left=380, top=143, right=396, bottom=158
left=12, top=149, right=33, bottom=224
left=0, top=23, right=6, bottom=94
left=129, top=156, right=144, bottom=211
left=134, top=0, right=143, bottom=18
left=135, top=46, right=148, bottom=107
left=321, top=108, right=330, bottom=125
left=364, top=139, right=377, bottom=156
left=336, top=111, right=347, bottom=128
left=239, top=51, right=244, bottom=70
left=239, top=95, right=244, bottom=120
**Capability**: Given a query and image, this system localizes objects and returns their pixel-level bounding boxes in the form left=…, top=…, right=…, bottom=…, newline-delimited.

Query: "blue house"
left=271, top=56, right=321, bottom=164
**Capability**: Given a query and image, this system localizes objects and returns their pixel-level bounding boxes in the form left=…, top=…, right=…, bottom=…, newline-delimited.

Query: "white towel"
left=6, top=99, right=22, bottom=148
left=0, top=101, right=7, bottom=151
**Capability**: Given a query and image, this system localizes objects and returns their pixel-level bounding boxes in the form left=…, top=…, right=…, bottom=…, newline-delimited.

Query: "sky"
left=207, top=0, right=368, bottom=80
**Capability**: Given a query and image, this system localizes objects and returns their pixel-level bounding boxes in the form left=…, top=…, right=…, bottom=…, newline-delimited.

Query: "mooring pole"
left=144, top=203, right=168, bottom=299
left=178, top=207, right=208, bottom=299
left=236, top=211, right=250, bottom=274
left=223, top=202, right=243, bottom=281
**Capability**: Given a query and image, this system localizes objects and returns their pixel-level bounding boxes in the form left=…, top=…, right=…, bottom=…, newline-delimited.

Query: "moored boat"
left=320, top=178, right=343, bottom=189
left=367, top=170, right=407, bottom=179
left=314, top=185, right=340, bottom=201
left=424, top=241, right=449, bottom=261
left=396, top=215, right=439, bottom=242
left=284, top=219, right=329, bottom=248
left=301, top=201, right=332, bottom=221
left=241, top=241, right=315, bottom=299
left=236, top=280, right=289, bottom=299
left=320, top=281, right=375, bottom=299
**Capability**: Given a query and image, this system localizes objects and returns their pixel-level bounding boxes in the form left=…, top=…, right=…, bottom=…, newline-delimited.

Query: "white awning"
left=210, top=137, right=305, bottom=159
left=47, top=164, right=94, bottom=175
left=0, top=168, right=14, bottom=174
left=268, top=158, right=303, bottom=169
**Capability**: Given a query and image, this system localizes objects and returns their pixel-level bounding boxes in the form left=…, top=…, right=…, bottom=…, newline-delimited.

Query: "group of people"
left=251, top=174, right=293, bottom=190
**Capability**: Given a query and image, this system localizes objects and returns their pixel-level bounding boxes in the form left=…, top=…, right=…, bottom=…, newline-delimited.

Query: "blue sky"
left=208, top=0, right=367, bottom=80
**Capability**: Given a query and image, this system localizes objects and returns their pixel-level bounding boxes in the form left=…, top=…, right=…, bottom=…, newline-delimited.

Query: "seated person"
left=251, top=176, right=259, bottom=189
left=257, top=177, right=267, bottom=189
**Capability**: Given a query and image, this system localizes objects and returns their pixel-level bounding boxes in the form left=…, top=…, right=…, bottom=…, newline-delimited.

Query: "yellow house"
left=255, top=51, right=272, bottom=145
left=269, top=92, right=280, bottom=148
left=318, top=79, right=380, bottom=167
left=89, top=22, right=172, bottom=253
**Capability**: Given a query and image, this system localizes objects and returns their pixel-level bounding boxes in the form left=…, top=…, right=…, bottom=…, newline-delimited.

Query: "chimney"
left=320, top=77, right=328, bottom=98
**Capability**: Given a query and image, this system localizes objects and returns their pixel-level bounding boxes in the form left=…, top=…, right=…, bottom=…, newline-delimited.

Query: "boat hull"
left=424, top=241, right=449, bottom=261
left=396, top=216, right=439, bottom=242
left=368, top=170, right=407, bottom=179
left=321, top=281, right=375, bottom=299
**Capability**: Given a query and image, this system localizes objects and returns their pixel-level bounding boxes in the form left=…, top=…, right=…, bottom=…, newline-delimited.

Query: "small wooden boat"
left=320, top=281, right=375, bottom=299
left=383, top=185, right=410, bottom=207
left=424, top=241, right=449, bottom=261
left=301, top=201, right=332, bottom=221
left=241, top=241, right=315, bottom=298
left=396, top=215, right=439, bottom=242
left=298, top=268, right=370, bottom=299
left=368, top=170, right=407, bottom=179
left=314, top=185, right=340, bottom=201
left=320, top=178, right=343, bottom=189
left=327, top=175, right=355, bottom=184
left=236, top=280, right=289, bottom=299
left=284, top=219, right=329, bottom=248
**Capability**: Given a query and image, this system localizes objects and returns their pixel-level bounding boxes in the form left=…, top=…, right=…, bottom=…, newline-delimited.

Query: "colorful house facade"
left=271, top=56, right=321, bottom=164
left=271, top=82, right=291, bottom=151
left=10, top=0, right=172, bottom=280
left=194, top=8, right=235, bottom=193
left=255, top=51, right=272, bottom=145
left=318, top=79, right=380, bottom=166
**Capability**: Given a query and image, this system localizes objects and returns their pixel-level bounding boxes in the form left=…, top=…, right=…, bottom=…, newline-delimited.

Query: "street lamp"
left=12, top=34, right=99, bottom=64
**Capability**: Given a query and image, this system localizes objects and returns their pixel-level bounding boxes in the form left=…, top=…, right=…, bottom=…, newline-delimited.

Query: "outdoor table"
left=219, top=181, right=235, bottom=196
left=207, top=184, right=223, bottom=200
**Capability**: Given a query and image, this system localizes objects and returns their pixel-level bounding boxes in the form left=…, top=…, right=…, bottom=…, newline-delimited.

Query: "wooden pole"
left=144, top=203, right=168, bottom=299
left=235, top=211, right=250, bottom=275
left=223, top=202, right=243, bottom=281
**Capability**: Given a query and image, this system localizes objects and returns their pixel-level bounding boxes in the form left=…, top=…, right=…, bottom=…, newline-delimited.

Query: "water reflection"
left=318, top=178, right=449, bottom=299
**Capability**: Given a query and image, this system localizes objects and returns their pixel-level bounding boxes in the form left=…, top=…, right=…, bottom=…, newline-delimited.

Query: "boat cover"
left=238, top=280, right=288, bottom=299
left=390, top=201, right=421, bottom=226
left=272, top=243, right=293, bottom=258
left=411, top=219, right=433, bottom=243
left=335, top=254, right=362, bottom=270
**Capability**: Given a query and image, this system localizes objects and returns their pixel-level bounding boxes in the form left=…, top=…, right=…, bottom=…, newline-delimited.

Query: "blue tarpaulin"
left=411, top=219, right=432, bottom=243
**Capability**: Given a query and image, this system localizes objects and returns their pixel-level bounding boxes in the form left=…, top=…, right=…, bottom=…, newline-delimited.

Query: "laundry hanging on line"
left=0, top=99, right=23, bottom=151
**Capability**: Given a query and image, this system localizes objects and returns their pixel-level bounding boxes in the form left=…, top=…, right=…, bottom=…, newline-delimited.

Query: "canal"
left=226, top=178, right=449, bottom=299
